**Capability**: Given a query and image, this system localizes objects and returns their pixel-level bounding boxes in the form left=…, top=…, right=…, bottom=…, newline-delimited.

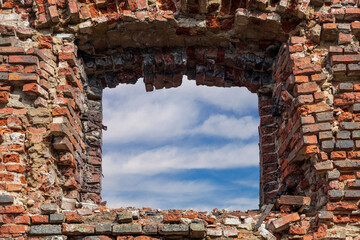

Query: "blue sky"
left=101, top=76, right=260, bottom=211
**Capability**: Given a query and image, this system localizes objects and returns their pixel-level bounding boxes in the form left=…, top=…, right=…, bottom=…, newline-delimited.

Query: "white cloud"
left=102, top=143, right=259, bottom=176
left=194, top=115, right=259, bottom=139
left=102, top=78, right=259, bottom=144
left=233, top=180, right=259, bottom=189
left=223, top=197, right=260, bottom=211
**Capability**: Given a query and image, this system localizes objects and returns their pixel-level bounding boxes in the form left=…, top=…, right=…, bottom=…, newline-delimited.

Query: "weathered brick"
left=62, top=224, right=95, bottom=235
left=113, top=224, right=142, bottom=235
left=8, top=73, right=38, bottom=82
left=9, top=55, right=38, bottom=65
left=117, top=212, right=133, bottom=223
left=268, top=213, right=300, bottom=233
left=159, top=224, right=189, bottom=235
left=95, top=224, right=112, bottom=234
left=315, top=160, right=333, bottom=172
left=30, top=225, right=62, bottom=235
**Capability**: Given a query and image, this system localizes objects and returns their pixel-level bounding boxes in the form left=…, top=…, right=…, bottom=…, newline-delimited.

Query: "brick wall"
left=0, top=0, right=358, bottom=238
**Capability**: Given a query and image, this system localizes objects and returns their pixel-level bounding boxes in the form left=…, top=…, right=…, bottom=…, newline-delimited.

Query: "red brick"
left=7, top=184, right=23, bottom=192
left=3, top=154, right=19, bottom=163
left=294, top=82, right=318, bottom=95
left=15, top=215, right=30, bottom=225
left=8, top=224, right=27, bottom=233
left=8, top=73, right=38, bottom=82
left=58, top=52, right=76, bottom=66
left=9, top=55, right=38, bottom=65
left=291, top=36, right=305, bottom=44
left=164, top=213, right=181, bottom=223
left=334, top=214, right=349, bottom=223
left=48, top=5, right=59, bottom=22
left=332, top=55, right=360, bottom=64
left=6, top=164, right=24, bottom=173
left=268, top=213, right=300, bottom=232
left=23, top=83, right=49, bottom=99
left=66, top=212, right=83, bottom=223
left=0, top=205, right=25, bottom=214
left=31, top=215, right=49, bottom=224
left=0, top=47, right=24, bottom=54
left=323, top=23, right=337, bottom=30
left=330, top=151, right=346, bottom=160
left=295, top=75, right=309, bottom=83
left=0, top=92, right=9, bottom=103
left=327, top=202, right=357, bottom=211
left=338, top=32, right=352, bottom=44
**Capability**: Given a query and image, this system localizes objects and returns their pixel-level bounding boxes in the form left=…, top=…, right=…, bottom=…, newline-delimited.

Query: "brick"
left=117, top=212, right=133, bottom=223
left=278, top=195, right=311, bottom=206
left=318, top=211, right=333, bottom=221
left=322, top=140, right=335, bottom=151
left=63, top=224, right=95, bottom=234
left=0, top=92, right=8, bottom=103
left=3, top=154, right=19, bottom=163
left=163, top=213, right=181, bottom=223
left=9, top=55, right=38, bottom=65
left=327, top=202, right=357, bottom=211
left=331, top=151, right=346, bottom=159
left=0, top=195, right=13, bottom=204
left=8, top=73, right=38, bottom=82
left=48, top=5, right=59, bottom=22
left=268, top=213, right=300, bottom=233
left=95, top=224, right=112, bottom=234
left=338, top=32, right=352, bottom=44
left=348, top=64, right=360, bottom=76
left=59, top=52, right=76, bottom=66
left=66, top=212, right=83, bottom=223
left=314, top=160, right=333, bottom=172
left=336, top=140, right=354, bottom=150
left=7, top=184, right=23, bottom=192
left=0, top=47, right=25, bottom=54
left=302, top=122, right=331, bottom=134
left=0, top=205, right=25, bottom=214
left=340, top=122, right=360, bottom=130
left=49, top=214, right=64, bottom=223
left=31, top=215, right=49, bottom=224
left=30, top=225, right=62, bottom=235
left=332, top=55, right=360, bottom=64
left=41, top=203, right=57, bottom=214
left=316, top=112, right=333, bottom=122
left=339, top=82, right=353, bottom=91
left=345, top=8, right=360, bottom=20
left=334, top=160, right=360, bottom=169
left=15, top=215, right=31, bottom=225
left=334, top=214, right=349, bottom=223
left=345, top=190, right=360, bottom=199
left=23, top=83, right=49, bottom=99
left=6, top=164, right=24, bottom=173
left=328, top=189, right=343, bottom=199
left=189, top=223, right=206, bottom=238
left=113, top=224, right=142, bottom=235
left=294, top=82, right=318, bottom=95
left=327, top=170, right=340, bottom=180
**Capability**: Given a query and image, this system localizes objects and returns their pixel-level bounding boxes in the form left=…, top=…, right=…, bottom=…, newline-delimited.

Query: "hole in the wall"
left=101, top=76, right=260, bottom=211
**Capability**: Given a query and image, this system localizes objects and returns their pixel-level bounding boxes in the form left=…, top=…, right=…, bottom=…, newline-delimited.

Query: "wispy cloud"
left=101, top=77, right=260, bottom=211
left=102, top=143, right=259, bottom=176
left=102, top=79, right=259, bottom=144
left=233, top=180, right=260, bottom=189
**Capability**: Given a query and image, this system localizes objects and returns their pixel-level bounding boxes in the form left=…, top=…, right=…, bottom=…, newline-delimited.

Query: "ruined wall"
left=0, top=0, right=358, bottom=238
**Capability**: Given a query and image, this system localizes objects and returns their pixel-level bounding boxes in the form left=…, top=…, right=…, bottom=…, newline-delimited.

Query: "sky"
left=101, top=76, right=260, bottom=211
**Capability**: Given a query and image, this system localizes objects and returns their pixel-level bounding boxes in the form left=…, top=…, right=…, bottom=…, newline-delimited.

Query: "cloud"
left=233, top=180, right=259, bottom=189
left=223, top=197, right=260, bottom=211
left=102, top=79, right=259, bottom=144
left=102, top=142, right=259, bottom=176
left=194, top=115, right=259, bottom=139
